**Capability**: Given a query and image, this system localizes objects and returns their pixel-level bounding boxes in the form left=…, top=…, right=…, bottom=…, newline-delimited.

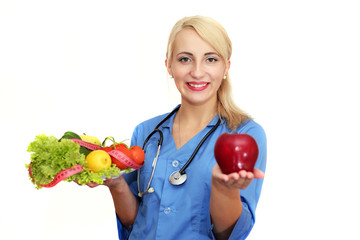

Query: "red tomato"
left=102, top=145, right=129, bottom=170
left=130, top=145, right=145, bottom=165
left=105, top=143, right=144, bottom=169
left=100, top=146, right=113, bottom=152
left=113, top=143, right=131, bottom=157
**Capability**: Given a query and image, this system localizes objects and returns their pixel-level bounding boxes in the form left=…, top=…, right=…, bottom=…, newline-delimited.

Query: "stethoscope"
left=137, top=105, right=221, bottom=197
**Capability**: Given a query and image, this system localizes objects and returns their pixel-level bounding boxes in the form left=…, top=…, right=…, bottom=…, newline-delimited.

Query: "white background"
left=1, top=0, right=359, bottom=239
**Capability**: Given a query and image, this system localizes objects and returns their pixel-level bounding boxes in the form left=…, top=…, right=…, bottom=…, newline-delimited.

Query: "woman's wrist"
left=106, top=176, right=127, bottom=193
left=210, top=176, right=242, bottom=237
left=212, top=176, right=240, bottom=197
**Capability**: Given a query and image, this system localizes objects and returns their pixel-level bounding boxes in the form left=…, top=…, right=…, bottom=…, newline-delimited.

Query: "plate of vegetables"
left=26, top=131, right=145, bottom=189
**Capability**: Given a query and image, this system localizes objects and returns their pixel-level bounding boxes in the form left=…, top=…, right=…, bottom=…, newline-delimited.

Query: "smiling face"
left=166, top=28, right=230, bottom=107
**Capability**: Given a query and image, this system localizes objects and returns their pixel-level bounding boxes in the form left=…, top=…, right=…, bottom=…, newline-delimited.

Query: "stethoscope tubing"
left=137, top=105, right=221, bottom=196
left=178, top=118, right=221, bottom=175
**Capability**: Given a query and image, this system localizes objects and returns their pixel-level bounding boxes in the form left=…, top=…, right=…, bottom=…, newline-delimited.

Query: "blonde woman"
left=91, top=16, right=267, bottom=240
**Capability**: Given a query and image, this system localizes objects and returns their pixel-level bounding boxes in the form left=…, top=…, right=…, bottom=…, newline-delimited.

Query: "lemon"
left=80, top=135, right=101, bottom=146
left=86, top=150, right=112, bottom=172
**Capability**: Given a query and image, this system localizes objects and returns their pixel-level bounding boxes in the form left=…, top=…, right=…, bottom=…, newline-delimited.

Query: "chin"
left=182, top=95, right=217, bottom=107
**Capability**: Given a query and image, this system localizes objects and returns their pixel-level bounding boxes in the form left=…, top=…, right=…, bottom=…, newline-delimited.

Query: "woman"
left=91, top=16, right=266, bottom=240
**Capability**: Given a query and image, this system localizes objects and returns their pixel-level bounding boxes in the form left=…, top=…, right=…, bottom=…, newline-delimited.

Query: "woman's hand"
left=212, top=164, right=264, bottom=190
left=210, top=164, right=264, bottom=237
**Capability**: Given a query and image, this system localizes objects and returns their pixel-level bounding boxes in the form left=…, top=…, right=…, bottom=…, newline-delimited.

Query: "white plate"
left=101, top=168, right=136, bottom=180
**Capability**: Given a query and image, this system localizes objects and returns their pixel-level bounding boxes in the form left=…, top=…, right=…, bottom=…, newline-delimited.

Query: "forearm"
left=210, top=178, right=242, bottom=239
left=108, top=176, right=139, bottom=228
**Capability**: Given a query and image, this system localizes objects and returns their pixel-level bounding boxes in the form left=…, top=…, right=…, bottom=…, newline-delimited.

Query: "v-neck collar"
left=160, top=104, right=220, bottom=130
left=159, top=105, right=221, bottom=151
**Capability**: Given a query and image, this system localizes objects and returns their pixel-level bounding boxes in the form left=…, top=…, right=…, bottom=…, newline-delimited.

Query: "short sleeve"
left=230, top=120, right=267, bottom=239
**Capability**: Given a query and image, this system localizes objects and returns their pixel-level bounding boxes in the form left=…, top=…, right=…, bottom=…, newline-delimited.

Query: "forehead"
left=173, top=28, right=218, bottom=55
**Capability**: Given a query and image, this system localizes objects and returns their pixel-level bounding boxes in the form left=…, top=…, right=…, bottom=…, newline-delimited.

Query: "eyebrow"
left=176, top=51, right=220, bottom=57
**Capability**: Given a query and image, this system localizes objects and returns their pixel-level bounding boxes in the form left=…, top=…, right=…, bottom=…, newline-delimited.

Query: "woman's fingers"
left=212, top=164, right=265, bottom=190
left=73, top=179, right=104, bottom=188
left=253, top=168, right=265, bottom=179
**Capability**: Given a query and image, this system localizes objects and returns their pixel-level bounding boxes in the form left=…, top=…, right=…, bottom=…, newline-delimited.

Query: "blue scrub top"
left=117, top=106, right=267, bottom=240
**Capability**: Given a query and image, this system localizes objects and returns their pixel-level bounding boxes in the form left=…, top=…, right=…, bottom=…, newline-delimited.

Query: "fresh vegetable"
left=59, top=131, right=80, bottom=140
left=26, top=134, right=120, bottom=189
left=129, top=145, right=145, bottom=165
left=102, top=137, right=145, bottom=169
left=116, top=144, right=145, bottom=166
left=214, top=133, right=259, bottom=174
left=101, top=145, right=128, bottom=170
left=110, top=143, right=145, bottom=168
left=85, top=150, right=112, bottom=173
left=59, top=131, right=91, bottom=157
left=26, top=134, right=85, bottom=188
left=111, top=143, right=132, bottom=169
left=26, top=132, right=145, bottom=189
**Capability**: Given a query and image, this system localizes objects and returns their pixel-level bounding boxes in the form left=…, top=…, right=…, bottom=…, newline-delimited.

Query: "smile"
left=186, top=82, right=209, bottom=91
left=188, top=83, right=207, bottom=87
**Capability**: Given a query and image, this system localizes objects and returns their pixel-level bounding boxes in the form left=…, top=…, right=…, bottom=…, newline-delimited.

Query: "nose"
left=190, top=62, right=205, bottom=79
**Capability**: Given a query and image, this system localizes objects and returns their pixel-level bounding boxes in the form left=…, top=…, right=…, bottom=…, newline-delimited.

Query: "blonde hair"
left=166, top=16, right=251, bottom=131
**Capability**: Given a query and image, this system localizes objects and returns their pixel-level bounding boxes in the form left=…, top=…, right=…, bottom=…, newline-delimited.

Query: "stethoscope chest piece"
left=169, top=170, right=187, bottom=185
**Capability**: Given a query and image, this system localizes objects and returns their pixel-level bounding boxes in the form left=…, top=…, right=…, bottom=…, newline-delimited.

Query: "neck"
left=178, top=101, right=218, bottom=127
left=172, top=101, right=218, bottom=149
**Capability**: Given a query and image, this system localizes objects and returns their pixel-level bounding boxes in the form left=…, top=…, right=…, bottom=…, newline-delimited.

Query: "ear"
left=225, top=59, right=231, bottom=75
left=165, top=59, right=172, bottom=76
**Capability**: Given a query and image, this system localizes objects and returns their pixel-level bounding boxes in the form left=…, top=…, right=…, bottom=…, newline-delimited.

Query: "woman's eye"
left=207, top=57, right=218, bottom=63
left=178, top=57, right=191, bottom=63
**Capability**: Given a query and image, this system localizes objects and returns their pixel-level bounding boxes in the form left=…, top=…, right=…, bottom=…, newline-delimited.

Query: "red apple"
left=214, top=133, right=259, bottom=174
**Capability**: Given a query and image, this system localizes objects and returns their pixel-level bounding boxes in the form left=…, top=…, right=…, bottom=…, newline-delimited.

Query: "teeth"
left=188, top=83, right=207, bottom=87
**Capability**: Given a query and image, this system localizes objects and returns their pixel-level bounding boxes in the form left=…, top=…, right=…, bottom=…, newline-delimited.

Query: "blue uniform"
left=117, top=106, right=267, bottom=239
